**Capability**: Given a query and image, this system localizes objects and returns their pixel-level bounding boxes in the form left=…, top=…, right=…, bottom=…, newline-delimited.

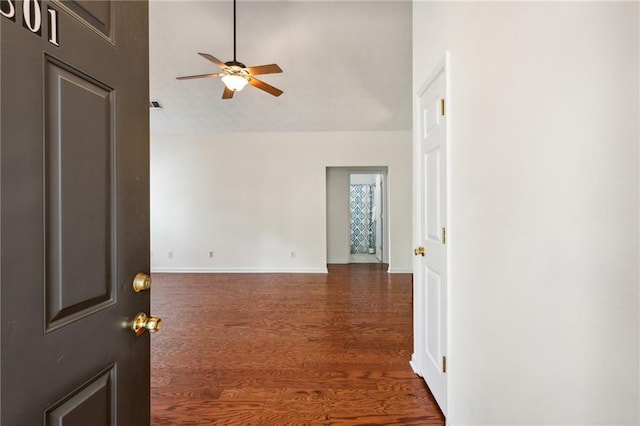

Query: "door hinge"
left=441, top=227, right=446, bottom=244
left=442, top=355, right=447, bottom=373
left=440, top=98, right=446, bottom=116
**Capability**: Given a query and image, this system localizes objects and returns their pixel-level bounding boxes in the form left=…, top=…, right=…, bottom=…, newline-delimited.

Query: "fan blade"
left=176, top=72, right=222, bottom=80
left=245, top=64, right=282, bottom=76
left=222, top=86, right=235, bottom=99
left=248, top=77, right=283, bottom=97
left=198, top=52, right=227, bottom=69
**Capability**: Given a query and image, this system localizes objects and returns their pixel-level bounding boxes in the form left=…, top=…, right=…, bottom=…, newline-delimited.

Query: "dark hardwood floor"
left=150, top=264, right=445, bottom=425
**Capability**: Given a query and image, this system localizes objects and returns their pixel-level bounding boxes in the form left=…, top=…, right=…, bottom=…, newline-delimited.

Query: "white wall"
left=326, top=168, right=350, bottom=263
left=350, top=174, right=377, bottom=185
left=151, top=131, right=412, bottom=273
left=413, top=2, right=639, bottom=425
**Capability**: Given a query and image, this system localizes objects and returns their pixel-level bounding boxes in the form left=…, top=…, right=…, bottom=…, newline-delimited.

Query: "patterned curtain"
left=350, top=184, right=375, bottom=253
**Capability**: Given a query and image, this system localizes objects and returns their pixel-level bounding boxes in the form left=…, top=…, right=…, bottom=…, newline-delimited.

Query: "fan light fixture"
left=175, top=0, right=283, bottom=99
left=221, top=74, right=249, bottom=91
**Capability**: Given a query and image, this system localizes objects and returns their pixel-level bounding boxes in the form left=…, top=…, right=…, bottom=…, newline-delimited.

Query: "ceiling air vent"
left=149, top=100, right=163, bottom=109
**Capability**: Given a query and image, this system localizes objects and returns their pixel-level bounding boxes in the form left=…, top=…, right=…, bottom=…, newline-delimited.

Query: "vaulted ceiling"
left=149, top=0, right=412, bottom=135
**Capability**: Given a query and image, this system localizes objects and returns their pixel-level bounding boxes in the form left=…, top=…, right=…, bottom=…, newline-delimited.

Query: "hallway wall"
left=326, top=168, right=350, bottom=264
left=151, top=130, right=412, bottom=273
left=413, top=2, right=639, bottom=424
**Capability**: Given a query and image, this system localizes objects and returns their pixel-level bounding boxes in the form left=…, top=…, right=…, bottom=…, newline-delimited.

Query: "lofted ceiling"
left=149, top=0, right=412, bottom=135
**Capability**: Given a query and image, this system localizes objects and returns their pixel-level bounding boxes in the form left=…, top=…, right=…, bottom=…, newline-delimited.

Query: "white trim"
left=151, top=267, right=329, bottom=274
left=409, top=356, right=423, bottom=377
left=327, top=259, right=349, bottom=264
left=387, top=267, right=412, bottom=274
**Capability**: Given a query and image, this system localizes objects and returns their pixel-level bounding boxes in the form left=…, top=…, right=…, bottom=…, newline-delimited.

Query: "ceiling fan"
left=176, top=0, right=283, bottom=99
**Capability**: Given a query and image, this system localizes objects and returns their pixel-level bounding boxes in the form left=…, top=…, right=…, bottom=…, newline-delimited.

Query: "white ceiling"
left=149, top=0, right=412, bottom=135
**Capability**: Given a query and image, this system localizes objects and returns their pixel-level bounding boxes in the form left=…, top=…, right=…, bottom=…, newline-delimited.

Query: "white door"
left=411, top=58, right=448, bottom=415
left=374, top=175, right=383, bottom=262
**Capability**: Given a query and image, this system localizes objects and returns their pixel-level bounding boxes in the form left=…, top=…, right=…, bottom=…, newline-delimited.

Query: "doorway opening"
left=326, top=167, right=388, bottom=265
left=349, top=173, right=384, bottom=263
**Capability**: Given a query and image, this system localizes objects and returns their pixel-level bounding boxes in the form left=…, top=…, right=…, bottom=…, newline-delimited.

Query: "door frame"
left=325, top=166, right=389, bottom=265
left=411, top=52, right=450, bottom=415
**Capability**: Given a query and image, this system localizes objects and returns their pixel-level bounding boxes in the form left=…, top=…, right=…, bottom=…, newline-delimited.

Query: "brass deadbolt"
left=132, top=273, right=152, bottom=292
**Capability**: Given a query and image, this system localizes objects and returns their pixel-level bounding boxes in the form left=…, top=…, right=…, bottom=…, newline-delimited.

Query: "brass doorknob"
left=414, top=246, right=426, bottom=256
left=132, top=272, right=152, bottom=292
left=132, top=312, right=162, bottom=336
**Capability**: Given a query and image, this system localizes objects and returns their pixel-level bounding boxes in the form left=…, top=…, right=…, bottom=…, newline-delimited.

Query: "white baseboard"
left=409, top=354, right=422, bottom=376
left=151, top=266, right=408, bottom=274
left=151, top=267, right=329, bottom=274
left=387, top=267, right=412, bottom=274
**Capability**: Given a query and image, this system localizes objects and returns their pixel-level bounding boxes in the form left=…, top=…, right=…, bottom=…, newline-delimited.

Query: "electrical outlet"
left=168, top=250, right=173, bottom=259
left=208, top=250, right=214, bottom=258
left=290, top=251, right=296, bottom=259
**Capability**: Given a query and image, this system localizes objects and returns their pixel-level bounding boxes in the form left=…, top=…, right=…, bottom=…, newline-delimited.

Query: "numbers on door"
left=1, top=0, right=60, bottom=46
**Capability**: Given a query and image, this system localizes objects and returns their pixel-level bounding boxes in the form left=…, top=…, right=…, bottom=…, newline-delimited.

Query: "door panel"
left=61, top=0, right=112, bottom=38
left=412, top=61, right=448, bottom=415
left=1, top=1, right=150, bottom=424
left=425, top=147, right=440, bottom=242
left=45, top=57, right=115, bottom=330
left=45, top=366, right=115, bottom=425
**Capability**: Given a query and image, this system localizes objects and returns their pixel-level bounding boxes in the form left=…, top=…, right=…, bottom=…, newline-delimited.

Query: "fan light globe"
left=221, top=74, right=249, bottom=91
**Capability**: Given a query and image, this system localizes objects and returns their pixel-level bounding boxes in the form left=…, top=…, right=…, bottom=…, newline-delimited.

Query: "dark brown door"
left=1, top=1, right=150, bottom=424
